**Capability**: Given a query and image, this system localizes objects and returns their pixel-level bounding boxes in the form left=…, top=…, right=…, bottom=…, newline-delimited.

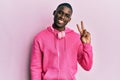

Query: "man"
left=30, top=3, right=93, bottom=80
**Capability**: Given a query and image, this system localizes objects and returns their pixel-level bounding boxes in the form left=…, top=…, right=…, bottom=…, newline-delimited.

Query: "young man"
left=30, top=3, right=93, bottom=80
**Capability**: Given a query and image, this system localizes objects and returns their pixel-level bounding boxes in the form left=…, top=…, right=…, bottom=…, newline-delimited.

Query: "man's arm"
left=76, top=21, right=93, bottom=71
left=77, top=43, right=93, bottom=71
left=30, top=37, right=43, bottom=80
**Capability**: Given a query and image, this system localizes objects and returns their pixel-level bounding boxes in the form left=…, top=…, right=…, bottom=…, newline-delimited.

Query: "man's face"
left=53, top=6, right=72, bottom=28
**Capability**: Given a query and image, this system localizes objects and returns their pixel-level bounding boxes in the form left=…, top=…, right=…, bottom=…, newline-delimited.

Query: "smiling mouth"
left=58, top=19, right=64, bottom=24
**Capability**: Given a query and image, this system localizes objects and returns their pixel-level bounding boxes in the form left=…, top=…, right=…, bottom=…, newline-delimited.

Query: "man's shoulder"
left=67, top=27, right=80, bottom=36
left=34, top=27, right=49, bottom=40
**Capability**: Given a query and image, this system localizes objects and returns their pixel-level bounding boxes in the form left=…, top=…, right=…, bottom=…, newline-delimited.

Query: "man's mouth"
left=58, top=19, right=64, bottom=24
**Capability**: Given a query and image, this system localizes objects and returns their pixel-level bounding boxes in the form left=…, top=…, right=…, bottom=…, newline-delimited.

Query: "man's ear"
left=68, top=18, right=71, bottom=22
left=53, top=10, right=56, bottom=15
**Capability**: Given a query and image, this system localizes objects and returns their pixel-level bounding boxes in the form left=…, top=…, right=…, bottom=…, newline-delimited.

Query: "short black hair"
left=56, top=3, right=73, bottom=13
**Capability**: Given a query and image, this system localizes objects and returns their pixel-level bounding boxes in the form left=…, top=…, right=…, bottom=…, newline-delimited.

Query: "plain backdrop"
left=0, top=0, right=120, bottom=80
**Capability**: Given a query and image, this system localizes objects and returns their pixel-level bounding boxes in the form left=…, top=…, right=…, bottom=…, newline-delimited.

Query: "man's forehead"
left=56, top=6, right=72, bottom=13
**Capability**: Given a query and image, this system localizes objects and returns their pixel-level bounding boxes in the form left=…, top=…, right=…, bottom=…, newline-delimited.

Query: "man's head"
left=53, top=3, right=73, bottom=31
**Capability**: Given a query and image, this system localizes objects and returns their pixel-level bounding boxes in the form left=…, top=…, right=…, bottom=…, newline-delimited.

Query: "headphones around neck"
left=58, top=31, right=65, bottom=39
left=51, top=27, right=65, bottom=39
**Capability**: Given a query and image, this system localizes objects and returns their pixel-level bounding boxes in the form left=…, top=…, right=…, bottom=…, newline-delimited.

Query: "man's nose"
left=60, top=14, right=65, bottom=19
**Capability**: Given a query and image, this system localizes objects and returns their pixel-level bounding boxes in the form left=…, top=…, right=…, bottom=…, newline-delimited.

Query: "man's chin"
left=56, top=24, right=64, bottom=28
left=57, top=25, right=65, bottom=29
left=53, top=22, right=66, bottom=29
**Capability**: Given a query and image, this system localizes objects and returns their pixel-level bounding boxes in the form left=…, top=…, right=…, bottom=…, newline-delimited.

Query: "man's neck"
left=52, top=25, right=65, bottom=31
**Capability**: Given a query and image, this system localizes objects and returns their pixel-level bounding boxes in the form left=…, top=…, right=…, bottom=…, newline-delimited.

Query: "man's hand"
left=77, top=21, right=91, bottom=44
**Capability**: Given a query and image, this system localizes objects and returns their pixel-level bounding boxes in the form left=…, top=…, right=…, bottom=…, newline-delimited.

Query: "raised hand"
left=77, top=21, right=91, bottom=44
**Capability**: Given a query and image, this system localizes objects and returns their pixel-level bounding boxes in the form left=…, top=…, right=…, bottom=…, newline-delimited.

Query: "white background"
left=0, top=0, right=120, bottom=80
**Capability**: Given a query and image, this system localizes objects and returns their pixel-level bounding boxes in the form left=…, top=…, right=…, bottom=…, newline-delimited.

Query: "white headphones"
left=51, top=27, right=65, bottom=39
left=58, top=31, right=65, bottom=39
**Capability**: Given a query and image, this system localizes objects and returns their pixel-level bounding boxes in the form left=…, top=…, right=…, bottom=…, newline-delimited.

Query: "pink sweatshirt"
left=30, top=26, right=93, bottom=80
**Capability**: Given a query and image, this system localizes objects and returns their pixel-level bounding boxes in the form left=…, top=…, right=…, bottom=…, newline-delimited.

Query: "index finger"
left=76, top=24, right=82, bottom=34
left=81, top=21, right=85, bottom=30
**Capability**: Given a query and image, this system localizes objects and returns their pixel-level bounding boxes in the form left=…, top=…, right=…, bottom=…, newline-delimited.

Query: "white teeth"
left=58, top=20, right=64, bottom=24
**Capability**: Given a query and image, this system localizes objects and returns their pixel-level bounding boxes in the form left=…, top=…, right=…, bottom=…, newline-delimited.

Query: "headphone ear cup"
left=62, top=31, right=65, bottom=37
left=58, top=33, right=61, bottom=39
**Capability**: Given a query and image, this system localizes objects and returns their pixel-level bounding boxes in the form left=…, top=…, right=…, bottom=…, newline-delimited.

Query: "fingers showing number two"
left=77, top=21, right=85, bottom=34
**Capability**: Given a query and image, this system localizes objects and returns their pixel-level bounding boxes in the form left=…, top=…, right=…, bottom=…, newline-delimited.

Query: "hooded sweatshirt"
left=30, top=26, right=93, bottom=80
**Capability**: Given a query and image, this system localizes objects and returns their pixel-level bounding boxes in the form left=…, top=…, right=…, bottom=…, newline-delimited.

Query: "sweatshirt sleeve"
left=30, top=37, right=43, bottom=80
left=77, top=43, right=93, bottom=71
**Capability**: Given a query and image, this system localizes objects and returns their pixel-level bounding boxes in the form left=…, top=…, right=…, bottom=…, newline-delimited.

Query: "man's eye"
left=66, top=14, right=70, bottom=18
